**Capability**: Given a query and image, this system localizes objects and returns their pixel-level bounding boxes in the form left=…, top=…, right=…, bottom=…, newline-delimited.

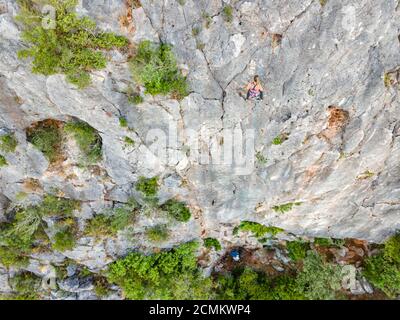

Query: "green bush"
left=136, top=176, right=159, bottom=198
left=52, top=227, right=76, bottom=252
left=272, top=136, right=283, bottom=145
left=124, top=136, right=135, bottom=146
left=202, top=12, right=212, bottom=29
left=233, top=221, right=284, bottom=239
left=130, top=40, right=189, bottom=99
left=314, top=237, right=345, bottom=248
left=9, top=272, right=41, bottom=300
left=0, top=155, right=7, bottom=167
left=192, top=27, right=201, bottom=37
left=146, top=224, right=169, bottom=242
left=64, top=120, right=102, bottom=164
left=26, top=122, right=62, bottom=163
left=272, top=202, right=302, bottom=214
left=384, top=232, right=400, bottom=264
left=162, top=199, right=191, bottom=222
left=363, top=252, right=400, bottom=298
left=107, top=241, right=214, bottom=299
left=222, top=5, right=233, bottom=22
left=286, top=241, right=310, bottom=262
left=0, top=221, right=36, bottom=268
left=85, top=200, right=138, bottom=238
left=362, top=233, right=400, bottom=298
left=0, top=194, right=80, bottom=262
left=255, top=152, right=267, bottom=165
left=269, top=275, right=306, bottom=300
left=0, top=245, right=29, bottom=269
left=85, top=214, right=113, bottom=237
left=203, top=238, right=222, bottom=251
left=16, top=0, right=128, bottom=88
left=93, top=276, right=111, bottom=298
left=128, top=93, right=144, bottom=105
left=8, top=206, right=44, bottom=242
left=41, top=194, right=80, bottom=217
left=119, top=117, right=128, bottom=128
left=295, top=251, right=343, bottom=300
left=216, top=268, right=272, bottom=300
left=0, top=133, right=18, bottom=153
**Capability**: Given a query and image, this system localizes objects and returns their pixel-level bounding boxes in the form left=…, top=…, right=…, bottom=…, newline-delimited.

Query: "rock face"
left=0, top=0, right=400, bottom=297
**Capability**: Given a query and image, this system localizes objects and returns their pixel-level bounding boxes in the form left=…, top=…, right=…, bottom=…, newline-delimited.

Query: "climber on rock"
left=245, top=75, right=264, bottom=101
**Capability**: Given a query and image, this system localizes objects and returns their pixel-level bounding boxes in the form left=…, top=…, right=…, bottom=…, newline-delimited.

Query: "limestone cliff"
left=0, top=0, right=400, bottom=299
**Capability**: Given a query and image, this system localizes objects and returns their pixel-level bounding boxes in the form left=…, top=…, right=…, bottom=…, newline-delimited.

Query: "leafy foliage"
left=93, top=276, right=111, bottom=298
left=64, top=120, right=102, bottom=164
left=26, top=121, right=62, bottom=163
left=124, top=136, right=135, bottom=146
left=16, top=0, right=128, bottom=88
left=255, top=152, right=267, bottom=165
left=127, top=93, right=144, bottom=105
left=203, top=238, right=222, bottom=251
left=162, top=199, right=191, bottom=222
left=136, top=176, right=159, bottom=198
left=383, top=232, right=400, bottom=264
left=216, top=268, right=270, bottom=300
left=0, top=155, right=7, bottom=167
left=40, top=194, right=80, bottom=217
left=0, top=133, right=18, bottom=153
left=215, top=268, right=304, bottom=300
left=0, top=194, right=80, bottom=264
left=222, top=5, right=233, bottom=22
left=272, top=202, right=302, bottom=214
left=287, top=240, right=310, bottom=262
left=107, top=241, right=214, bottom=299
left=119, top=117, right=128, bottom=128
left=233, top=221, right=284, bottom=239
left=314, top=237, right=345, bottom=248
left=272, top=136, right=283, bottom=145
left=146, top=224, right=169, bottom=242
left=85, top=200, right=138, bottom=238
left=9, top=271, right=42, bottom=300
left=130, top=40, right=189, bottom=99
left=0, top=245, right=29, bottom=269
left=295, top=251, right=343, bottom=300
left=52, top=227, right=76, bottom=252
left=362, top=233, right=400, bottom=297
left=363, top=252, right=400, bottom=298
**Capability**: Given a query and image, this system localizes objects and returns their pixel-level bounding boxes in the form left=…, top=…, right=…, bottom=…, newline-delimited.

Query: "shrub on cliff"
left=130, top=40, right=189, bottom=99
left=363, top=233, right=400, bottom=298
left=161, top=199, right=191, bottom=222
left=0, top=133, right=18, bottom=153
left=26, top=120, right=63, bottom=163
left=16, top=0, right=128, bottom=88
left=9, top=272, right=42, bottom=300
left=295, top=251, right=343, bottom=300
left=107, top=241, right=214, bottom=299
left=64, top=120, right=102, bottom=164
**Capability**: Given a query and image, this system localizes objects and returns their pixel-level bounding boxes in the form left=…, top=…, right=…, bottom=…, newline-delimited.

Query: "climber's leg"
left=246, top=90, right=251, bottom=100
left=259, top=91, right=264, bottom=100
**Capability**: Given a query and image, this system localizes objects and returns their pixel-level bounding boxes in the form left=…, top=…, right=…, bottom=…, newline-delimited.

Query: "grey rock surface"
left=0, top=0, right=400, bottom=299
